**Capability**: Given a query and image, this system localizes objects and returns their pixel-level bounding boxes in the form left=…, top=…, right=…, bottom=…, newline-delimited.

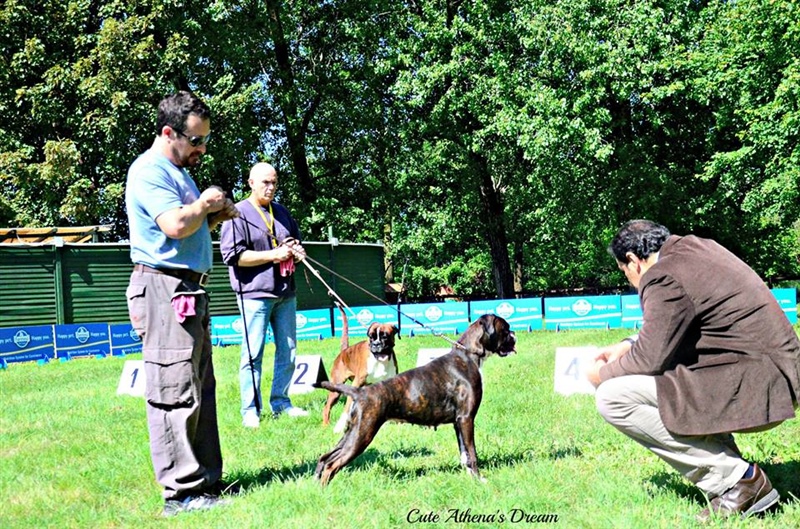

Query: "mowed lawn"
left=3, top=327, right=800, bottom=528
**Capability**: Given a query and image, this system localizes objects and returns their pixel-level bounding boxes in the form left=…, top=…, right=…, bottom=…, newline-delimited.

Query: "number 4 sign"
left=553, top=346, right=598, bottom=395
left=289, top=355, right=329, bottom=395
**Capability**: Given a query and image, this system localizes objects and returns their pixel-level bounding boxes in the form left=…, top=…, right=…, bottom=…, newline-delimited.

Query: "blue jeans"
left=238, top=296, right=297, bottom=416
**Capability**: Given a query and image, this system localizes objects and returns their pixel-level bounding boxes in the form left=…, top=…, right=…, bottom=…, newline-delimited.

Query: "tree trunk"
left=265, top=0, right=316, bottom=203
left=472, top=153, right=515, bottom=298
left=513, top=240, right=524, bottom=296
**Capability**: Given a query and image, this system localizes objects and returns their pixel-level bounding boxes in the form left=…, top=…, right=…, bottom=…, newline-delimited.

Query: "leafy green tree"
left=504, top=0, right=722, bottom=290
left=2, top=0, right=800, bottom=300
left=0, top=0, right=262, bottom=237
left=688, top=0, right=800, bottom=277
left=381, top=0, right=527, bottom=298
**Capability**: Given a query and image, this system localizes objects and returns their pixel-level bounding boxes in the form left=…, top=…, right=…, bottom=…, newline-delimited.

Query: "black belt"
left=134, top=264, right=210, bottom=287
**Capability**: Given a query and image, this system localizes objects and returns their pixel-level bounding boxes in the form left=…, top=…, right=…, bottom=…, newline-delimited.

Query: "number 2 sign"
left=288, top=355, right=329, bottom=395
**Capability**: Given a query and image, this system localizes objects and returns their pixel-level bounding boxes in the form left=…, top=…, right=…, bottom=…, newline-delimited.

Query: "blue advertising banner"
left=55, top=323, right=111, bottom=359
left=399, top=302, right=470, bottom=336
left=620, top=294, right=643, bottom=329
left=110, top=322, right=142, bottom=356
left=296, top=308, right=333, bottom=340
left=333, top=305, right=400, bottom=337
left=211, top=315, right=244, bottom=346
left=470, top=298, right=543, bottom=331
left=0, top=325, right=55, bottom=364
left=771, top=288, right=798, bottom=324
left=544, top=296, right=622, bottom=331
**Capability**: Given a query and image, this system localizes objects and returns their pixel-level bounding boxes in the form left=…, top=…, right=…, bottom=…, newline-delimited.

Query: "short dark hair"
left=155, top=91, right=210, bottom=134
left=608, top=220, right=671, bottom=262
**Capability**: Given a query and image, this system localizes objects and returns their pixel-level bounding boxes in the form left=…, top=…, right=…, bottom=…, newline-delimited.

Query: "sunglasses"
left=173, top=128, right=211, bottom=147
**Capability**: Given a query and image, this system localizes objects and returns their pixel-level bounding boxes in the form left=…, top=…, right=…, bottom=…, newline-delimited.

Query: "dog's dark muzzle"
left=497, top=331, right=517, bottom=357
left=370, top=340, right=390, bottom=355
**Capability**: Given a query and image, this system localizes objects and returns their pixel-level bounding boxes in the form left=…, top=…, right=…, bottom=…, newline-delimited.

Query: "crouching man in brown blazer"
left=588, top=220, right=800, bottom=522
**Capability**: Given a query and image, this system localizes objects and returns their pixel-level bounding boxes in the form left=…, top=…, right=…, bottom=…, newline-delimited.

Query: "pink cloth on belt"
left=171, top=295, right=197, bottom=323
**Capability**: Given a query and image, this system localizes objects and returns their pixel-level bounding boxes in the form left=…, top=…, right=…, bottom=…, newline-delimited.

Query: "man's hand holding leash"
left=282, top=237, right=306, bottom=262
left=204, top=186, right=239, bottom=230
left=279, top=238, right=305, bottom=276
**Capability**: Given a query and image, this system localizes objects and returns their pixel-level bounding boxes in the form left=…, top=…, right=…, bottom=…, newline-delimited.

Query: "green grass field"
left=3, top=328, right=800, bottom=528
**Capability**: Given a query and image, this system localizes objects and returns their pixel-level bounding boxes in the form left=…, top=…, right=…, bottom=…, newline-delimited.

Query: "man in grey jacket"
left=588, top=219, right=800, bottom=521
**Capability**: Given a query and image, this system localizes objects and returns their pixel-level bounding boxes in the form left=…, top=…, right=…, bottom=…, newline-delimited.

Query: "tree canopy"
left=2, top=0, right=799, bottom=298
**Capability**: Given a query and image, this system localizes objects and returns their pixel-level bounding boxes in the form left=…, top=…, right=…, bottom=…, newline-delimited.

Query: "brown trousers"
left=127, top=269, right=222, bottom=500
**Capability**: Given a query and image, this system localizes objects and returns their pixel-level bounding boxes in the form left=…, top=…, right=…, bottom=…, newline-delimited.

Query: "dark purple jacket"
left=600, top=235, right=800, bottom=435
left=219, top=199, right=302, bottom=299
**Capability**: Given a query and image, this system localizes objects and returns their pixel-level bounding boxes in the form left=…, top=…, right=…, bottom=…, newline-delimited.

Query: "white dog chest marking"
left=366, top=354, right=396, bottom=384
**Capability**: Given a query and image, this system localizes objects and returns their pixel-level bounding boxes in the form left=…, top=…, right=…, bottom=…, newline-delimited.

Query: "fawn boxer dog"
left=314, top=314, right=516, bottom=486
left=322, top=305, right=400, bottom=433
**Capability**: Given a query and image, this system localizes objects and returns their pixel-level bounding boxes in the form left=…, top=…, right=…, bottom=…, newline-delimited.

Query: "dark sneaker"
left=162, top=493, right=230, bottom=517
left=697, top=464, right=780, bottom=522
left=203, top=479, right=242, bottom=497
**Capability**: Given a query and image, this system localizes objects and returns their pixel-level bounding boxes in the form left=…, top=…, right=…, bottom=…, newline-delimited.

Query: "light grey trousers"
left=595, top=375, right=748, bottom=497
left=127, top=270, right=223, bottom=500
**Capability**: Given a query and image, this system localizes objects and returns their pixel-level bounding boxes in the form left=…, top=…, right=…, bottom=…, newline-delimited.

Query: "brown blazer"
left=600, top=235, right=800, bottom=435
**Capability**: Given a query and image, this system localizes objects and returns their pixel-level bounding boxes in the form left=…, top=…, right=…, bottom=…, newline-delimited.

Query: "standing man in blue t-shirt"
left=125, top=91, right=238, bottom=517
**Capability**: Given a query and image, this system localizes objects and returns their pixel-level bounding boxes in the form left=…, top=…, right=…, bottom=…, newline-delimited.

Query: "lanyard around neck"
left=249, top=197, right=278, bottom=247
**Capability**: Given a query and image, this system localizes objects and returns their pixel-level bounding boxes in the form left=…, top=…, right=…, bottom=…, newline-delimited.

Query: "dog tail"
left=336, top=301, right=349, bottom=351
left=314, top=380, right=360, bottom=399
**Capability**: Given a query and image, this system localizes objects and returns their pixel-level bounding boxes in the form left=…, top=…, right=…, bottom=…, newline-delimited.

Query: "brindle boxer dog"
left=322, top=305, right=400, bottom=433
left=314, top=314, right=516, bottom=486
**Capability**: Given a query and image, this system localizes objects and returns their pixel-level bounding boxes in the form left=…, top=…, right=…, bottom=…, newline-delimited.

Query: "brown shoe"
left=697, top=464, right=780, bottom=522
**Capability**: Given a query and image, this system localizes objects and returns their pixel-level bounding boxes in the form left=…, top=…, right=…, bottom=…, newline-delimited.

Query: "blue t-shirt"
left=125, top=147, right=212, bottom=273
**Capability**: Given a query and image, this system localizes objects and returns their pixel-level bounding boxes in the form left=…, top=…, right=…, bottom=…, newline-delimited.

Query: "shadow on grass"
left=234, top=445, right=543, bottom=485
left=226, top=446, right=438, bottom=489
left=766, top=460, right=800, bottom=506
left=645, top=460, right=800, bottom=514
left=548, top=445, right=583, bottom=459
left=228, top=441, right=586, bottom=489
left=645, top=471, right=706, bottom=504
left=226, top=460, right=319, bottom=491
left=375, top=448, right=540, bottom=480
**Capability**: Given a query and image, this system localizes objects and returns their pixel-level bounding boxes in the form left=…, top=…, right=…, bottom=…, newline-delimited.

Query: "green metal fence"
left=0, top=241, right=385, bottom=326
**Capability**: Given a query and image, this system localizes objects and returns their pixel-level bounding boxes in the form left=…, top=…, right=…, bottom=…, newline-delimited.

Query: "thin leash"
left=301, top=254, right=467, bottom=351
left=231, top=219, right=262, bottom=417
left=296, top=258, right=358, bottom=320
left=235, top=216, right=466, bottom=351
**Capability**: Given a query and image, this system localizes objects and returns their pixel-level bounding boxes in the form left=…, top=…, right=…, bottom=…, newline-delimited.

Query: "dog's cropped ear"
left=478, top=314, right=495, bottom=333
left=393, top=325, right=401, bottom=339
left=478, top=314, right=499, bottom=349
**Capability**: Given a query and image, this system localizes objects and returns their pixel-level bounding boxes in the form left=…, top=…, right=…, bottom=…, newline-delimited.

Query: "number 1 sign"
left=117, top=360, right=146, bottom=397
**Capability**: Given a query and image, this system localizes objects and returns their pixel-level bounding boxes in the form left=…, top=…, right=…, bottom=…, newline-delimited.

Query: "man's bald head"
left=248, top=163, right=279, bottom=206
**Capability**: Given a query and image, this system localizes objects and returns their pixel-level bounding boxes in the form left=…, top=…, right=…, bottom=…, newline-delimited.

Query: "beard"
left=171, top=146, right=202, bottom=168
